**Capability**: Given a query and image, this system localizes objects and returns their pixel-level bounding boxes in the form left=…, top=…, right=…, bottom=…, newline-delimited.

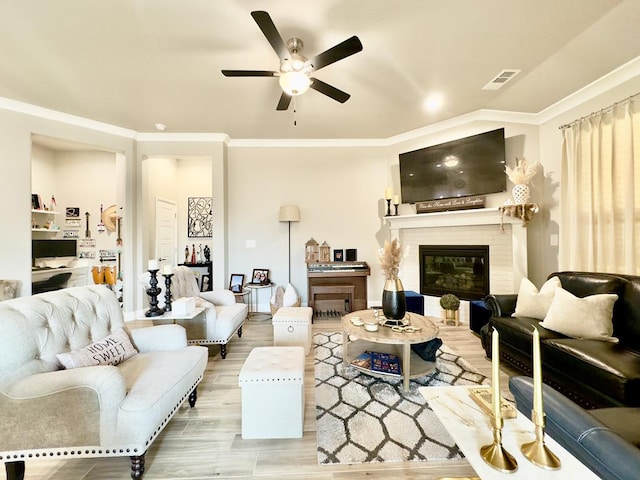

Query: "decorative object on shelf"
left=319, top=241, right=330, bottom=262
left=187, top=196, right=213, bottom=238
left=97, top=204, right=106, bottom=233
left=333, top=249, right=343, bottom=262
left=345, top=248, right=357, bottom=261
left=279, top=205, right=301, bottom=283
left=104, top=266, right=117, bottom=287
left=499, top=202, right=539, bottom=231
left=185, top=245, right=190, bottom=263
left=145, top=268, right=164, bottom=317
left=393, top=195, right=399, bottom=216
left=415, top=195, right=486, bottom=214
left=384, top=187, right=393, bottom=216
left=520, top=328, right=561, bottom=469
left=251, top=268, right=270, bottom=285
left=505, top=157, right=538, bottom=205
left=440, top=293, right=461, bottom=325
left=162, top=268, right=174, bottom=312
left=481, top=328, right=518, bottom=472
left=203, top=244, right=210, bottom=262
left=191, top=244, right=196, bottom=264
left=92, top=266, right=105, bottom=284
left=305, top=237, right=319, bottom=263
left=84, top=212, right=91, bottom=239
left=197, top=244, right=203, bottom=263
left=379, top=238, right=406, bottom=322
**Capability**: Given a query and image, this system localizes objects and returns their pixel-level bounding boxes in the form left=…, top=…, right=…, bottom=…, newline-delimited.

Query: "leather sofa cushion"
left=543, top=338, right=640, bottom=406
left=489, top=315, right=565, bottom=354
left=591, top=407, right=640, bottom=447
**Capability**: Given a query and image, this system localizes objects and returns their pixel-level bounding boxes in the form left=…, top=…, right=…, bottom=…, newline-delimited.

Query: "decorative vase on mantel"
left=382, top=278, right=407, bottom=322
left=512, top=183, right=531, bottom=205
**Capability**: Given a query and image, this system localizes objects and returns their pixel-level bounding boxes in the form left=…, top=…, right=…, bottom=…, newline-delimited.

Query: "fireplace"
left=419, top=245, right=489, bottom=300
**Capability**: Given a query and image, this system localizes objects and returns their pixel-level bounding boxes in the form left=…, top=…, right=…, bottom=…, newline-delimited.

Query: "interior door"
left=155, top=197, right=177, bottom=269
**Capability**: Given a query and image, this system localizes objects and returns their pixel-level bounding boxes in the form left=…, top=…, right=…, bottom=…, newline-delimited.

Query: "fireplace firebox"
left=419, top=245, right=489, bottom=300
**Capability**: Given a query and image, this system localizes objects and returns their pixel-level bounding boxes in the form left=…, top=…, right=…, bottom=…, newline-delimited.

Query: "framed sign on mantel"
left=415, top=195, right=485, bottom=214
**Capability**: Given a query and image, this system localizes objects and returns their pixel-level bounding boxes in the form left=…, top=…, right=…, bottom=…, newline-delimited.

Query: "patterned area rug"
left=315, top=332, right=488, bottom=465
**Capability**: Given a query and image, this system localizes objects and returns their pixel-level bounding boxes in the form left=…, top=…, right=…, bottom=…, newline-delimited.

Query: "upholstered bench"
left=238, top=346, right=305, bottom=439
left=272, top=306, right=313, bottom=354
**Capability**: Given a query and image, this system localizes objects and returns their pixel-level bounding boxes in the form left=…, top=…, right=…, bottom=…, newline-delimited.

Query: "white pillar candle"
left=385, top=187, right=393, bottom=200
left=162, top=264, right=172, bottom=275
left=533, top=327, right=544, bottom=414
left=492, top=328, right=501, bottom=419
left=148, top=260, right=159, bottom=271
left=393, top=195, right=399, bottom=205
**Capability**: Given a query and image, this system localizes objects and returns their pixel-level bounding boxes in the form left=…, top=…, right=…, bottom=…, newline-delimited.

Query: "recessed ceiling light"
left=423, top=93, right=444, bottom=112
left=154, top=123, right=167, bottom=131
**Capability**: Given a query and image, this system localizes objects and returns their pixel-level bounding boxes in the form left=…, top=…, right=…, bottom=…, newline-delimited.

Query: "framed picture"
left=66, top=207, right=80, bottom=218
left=63, top=230, right=79, bottom=239
left=333, top=249, right=344, bottom=262
left=229, top=273, right=245, bottom=293
left=65, top=219, right=81, bottom=228
left=251, top=268, right=270, bottom=285
left=187, top=197, right=213, bottom=238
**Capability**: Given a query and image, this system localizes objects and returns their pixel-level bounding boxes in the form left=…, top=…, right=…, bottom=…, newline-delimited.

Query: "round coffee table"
left=342, top=309, right=439, bottom=392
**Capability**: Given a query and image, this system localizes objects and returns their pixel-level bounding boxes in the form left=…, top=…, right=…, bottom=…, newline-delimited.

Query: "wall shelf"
left=31, top=209, right=60, bottom=215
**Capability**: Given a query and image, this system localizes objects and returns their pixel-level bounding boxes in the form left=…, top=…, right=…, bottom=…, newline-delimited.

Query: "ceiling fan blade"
left=310, top=36, right=363, bottom=71
left=310, top=78, right=351, bottom=103
left=276, top=92, right=292, bottom=111
left=221, top=70, right=278, bottom=77
left=251, top=11, right=289, bottom=60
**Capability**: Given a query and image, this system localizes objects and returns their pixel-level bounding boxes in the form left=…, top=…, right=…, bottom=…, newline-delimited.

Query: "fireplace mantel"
left=387, top=207, right=527, bottom=292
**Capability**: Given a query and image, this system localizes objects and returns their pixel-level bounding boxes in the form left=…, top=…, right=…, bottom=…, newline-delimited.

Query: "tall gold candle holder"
left=521, top=409, right=561, bottom=470
left=480, top=413, right=518, bottom=473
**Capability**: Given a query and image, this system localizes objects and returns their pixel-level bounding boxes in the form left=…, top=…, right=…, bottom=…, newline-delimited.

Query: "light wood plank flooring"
left=18, top=316, right=514, bottom=479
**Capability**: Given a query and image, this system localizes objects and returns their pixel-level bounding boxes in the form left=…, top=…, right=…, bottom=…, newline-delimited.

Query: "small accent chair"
left=167, top=266, right=248, bottom=359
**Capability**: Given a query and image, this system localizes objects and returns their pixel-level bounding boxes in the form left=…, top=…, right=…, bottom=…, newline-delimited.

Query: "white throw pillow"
left=56, top=328, right=138, bottom=369
left=540, top=287, right=618, bottom=342
left=282, top=283, right=298, bottom=307
left=512, top=277, right=561, bottom=320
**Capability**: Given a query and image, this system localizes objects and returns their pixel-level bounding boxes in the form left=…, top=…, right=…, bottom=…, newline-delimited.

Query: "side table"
left=245, top=283, right=275, bottom=320
left=233, top=288, right=250, bottom=304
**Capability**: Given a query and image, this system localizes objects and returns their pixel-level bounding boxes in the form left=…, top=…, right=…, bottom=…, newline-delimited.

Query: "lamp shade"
left=279, top=205, right=301, bottom=222
left=279, top=72, right=311, bottom=96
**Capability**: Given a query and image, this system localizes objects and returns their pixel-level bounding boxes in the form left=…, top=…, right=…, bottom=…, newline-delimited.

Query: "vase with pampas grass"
left=505, top=157, right=538, bottom=204
left=379, top=238, right=406, bottom=322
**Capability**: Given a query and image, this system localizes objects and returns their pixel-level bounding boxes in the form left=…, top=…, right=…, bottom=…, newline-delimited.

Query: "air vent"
left=482, top=69, right=521, bottom=90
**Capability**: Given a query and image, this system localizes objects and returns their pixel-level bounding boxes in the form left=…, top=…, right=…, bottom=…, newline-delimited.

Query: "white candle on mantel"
left=162, top=264, right=172, bottom=275
left=492, top=328, right=502, bottom=419
left=533, top=327, right=544, bottom=414
left=385, top=187, right=393, bottom=200
left=148, top=260, right=159, bottom=271
left=393, top=195, right=400, bottom=205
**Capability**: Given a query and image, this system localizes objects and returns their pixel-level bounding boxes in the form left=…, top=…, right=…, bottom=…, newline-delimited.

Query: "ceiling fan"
left=221, top=11, right=363, bottom=111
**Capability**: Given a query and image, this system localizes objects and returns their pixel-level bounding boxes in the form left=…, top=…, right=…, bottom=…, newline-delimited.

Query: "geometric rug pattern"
left=314, top=332, right=488, bottom=465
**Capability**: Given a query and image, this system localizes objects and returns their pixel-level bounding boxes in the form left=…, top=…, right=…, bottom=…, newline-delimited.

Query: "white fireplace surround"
left=387, top=208, right=527, bottom=322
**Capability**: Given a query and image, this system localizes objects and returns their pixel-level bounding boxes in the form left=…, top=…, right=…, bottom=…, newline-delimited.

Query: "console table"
left=178, top=262, right=212, bottom=291
left=307, top=261, right=370, bottom=315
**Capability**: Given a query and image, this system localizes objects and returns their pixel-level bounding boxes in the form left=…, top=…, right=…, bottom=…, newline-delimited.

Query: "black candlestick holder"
left=145, top=269, right=165, bottom=317
left=163, top=273, right=174, bottom=312
left=385, top=198, right=392, bottom=216
left=393, top=202, right=399, bottom=215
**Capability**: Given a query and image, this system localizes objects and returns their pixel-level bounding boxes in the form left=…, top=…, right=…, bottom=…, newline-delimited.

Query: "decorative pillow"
left=56, top=328, right=138, bottom=369
left=540, top=287, right=618, bottom=342
left=0, top=280, right=18, bottom=301
left=282, top=283, right=298, bottom=307
left=512, top=276, right=561, bottom=320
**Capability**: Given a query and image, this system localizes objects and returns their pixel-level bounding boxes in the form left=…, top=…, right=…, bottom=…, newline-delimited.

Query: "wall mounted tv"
left=32, top=239, right=77, bottom=259
left=399, top=128, right=506, bottom=203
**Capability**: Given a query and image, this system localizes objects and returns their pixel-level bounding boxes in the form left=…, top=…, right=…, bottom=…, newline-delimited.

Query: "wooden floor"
left=18, top=316, right=514, bottom=480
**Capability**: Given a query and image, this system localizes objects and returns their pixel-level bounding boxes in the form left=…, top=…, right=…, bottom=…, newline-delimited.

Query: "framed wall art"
left=187, top=197, right=212, bottom=238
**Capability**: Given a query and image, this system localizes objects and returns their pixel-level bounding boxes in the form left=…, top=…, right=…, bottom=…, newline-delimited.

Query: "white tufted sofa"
left=162, top=266, right=248, bottom=359
left=0, top=285, right=208, bottom=480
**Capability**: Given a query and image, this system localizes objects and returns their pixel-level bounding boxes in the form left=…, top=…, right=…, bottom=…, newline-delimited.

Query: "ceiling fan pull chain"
left=293, top=97, right=298, bottom=126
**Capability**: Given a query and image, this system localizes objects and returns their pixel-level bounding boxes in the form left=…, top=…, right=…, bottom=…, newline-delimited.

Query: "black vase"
left=382, top=278, right=407, bottom=322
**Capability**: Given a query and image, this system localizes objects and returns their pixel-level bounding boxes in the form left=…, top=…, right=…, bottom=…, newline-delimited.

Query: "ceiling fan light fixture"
left=279, top=71, right=311, bottom=96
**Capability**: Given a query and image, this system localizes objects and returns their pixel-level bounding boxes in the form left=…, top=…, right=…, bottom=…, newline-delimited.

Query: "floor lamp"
left=279, top=205, right=301, bottom=284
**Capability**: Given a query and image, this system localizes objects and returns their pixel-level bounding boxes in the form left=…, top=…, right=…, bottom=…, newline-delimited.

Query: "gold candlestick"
left=480, top=413, right=518, bottom=473
left=521, top=409, right=561, bottom=470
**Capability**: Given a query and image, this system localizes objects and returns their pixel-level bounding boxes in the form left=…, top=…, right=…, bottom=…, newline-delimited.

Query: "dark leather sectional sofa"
left=480, top=271, right=640, bottom=409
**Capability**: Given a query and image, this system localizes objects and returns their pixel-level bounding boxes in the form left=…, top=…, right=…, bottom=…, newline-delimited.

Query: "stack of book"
left=351, top=351, right=401, bottom=377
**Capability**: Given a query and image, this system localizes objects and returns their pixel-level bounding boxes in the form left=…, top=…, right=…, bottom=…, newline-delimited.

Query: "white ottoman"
left=272, top=306, right=313, bottom=354
left=238, top=346, right=305, bottom=439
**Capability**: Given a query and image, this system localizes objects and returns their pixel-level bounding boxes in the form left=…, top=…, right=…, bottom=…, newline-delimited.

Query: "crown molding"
left=135, top=132, right=229, bottom=143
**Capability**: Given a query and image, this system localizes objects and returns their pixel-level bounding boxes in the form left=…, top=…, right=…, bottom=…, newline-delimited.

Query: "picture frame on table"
left=251, top=268, right=270, bottom=285
left=333, top=249, right=344, bottom=262
left=229, top=273, right=245, bottom=293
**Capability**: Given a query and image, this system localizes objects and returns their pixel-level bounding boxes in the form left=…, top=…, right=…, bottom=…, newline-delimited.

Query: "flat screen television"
left=399, top=128, right=506, bottom=203
left=32, top=239, right=77, bottom=260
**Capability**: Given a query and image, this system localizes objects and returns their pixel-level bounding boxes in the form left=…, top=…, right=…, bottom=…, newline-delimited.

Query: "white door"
left=155, top=197, right=177, bottom=269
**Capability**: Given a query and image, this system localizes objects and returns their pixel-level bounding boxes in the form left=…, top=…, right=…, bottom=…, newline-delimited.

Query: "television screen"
left=399, top=128, right=506, bottom=203
left=32, top=239, right=77, bottom=259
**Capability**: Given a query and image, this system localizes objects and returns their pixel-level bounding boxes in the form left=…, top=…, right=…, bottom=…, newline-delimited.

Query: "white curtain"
left=560, top=95, right=640, bottom=274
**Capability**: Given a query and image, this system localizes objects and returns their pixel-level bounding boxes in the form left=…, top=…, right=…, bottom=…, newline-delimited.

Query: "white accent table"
left=419, top=386, right=601, bottom=480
